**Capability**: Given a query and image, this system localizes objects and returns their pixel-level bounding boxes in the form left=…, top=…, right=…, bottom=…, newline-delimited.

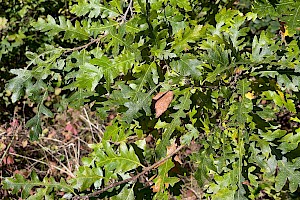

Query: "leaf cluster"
left=4, top=0, right=300, bottom=199
left=0, top=0, right=73, bottom=122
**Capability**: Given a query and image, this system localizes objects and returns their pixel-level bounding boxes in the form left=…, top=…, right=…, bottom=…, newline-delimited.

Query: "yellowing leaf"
left=0, top=142, right=6, bottom=151
left=151, top=176, right=162, bottom=192
left=277, top=90, right=286, bottom=102
left=166, top=141, right=177, bottom=156
left=0, top=17, right=8, bottom=30
left=174, top=155, right=183, bottom=164
left=245, top=91, right=255, bottom=100
left=284, top=26, right=289, bottom=37
left=22, top=140, right=28, bottom=148
left=234, top=67, right=243, bottom=75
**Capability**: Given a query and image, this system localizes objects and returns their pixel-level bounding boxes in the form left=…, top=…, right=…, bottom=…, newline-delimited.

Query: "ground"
left=0, top=105, right=104, bottom=199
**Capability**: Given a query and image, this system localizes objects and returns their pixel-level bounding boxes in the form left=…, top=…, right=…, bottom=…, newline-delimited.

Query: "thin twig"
left=0, top=118, right=18, bottom=165
left=0, top=131, right=6, bottom=137
left=73, top=145, right=185, bottom=200
left=83, top=108, right=97, bottom=143
left=121, top=0, right=133, bottom=24
left=79, top=114, right=104, bottom=134
left=72, top=134, right=90, bottom=146
left=40, top=136, right=64, bottom=143
left=65, top=143, right=78, bottom=168
left=79, top=114, right=104, bottom=142
left=64, top=33, right=107, bottom=53
left=64, top=147, right=72, bottom=172
left=9, top=152, right=74, bottom=177
left=75, top=139, right=80, bottom=169
left=37, top=143, right=75, bottom=178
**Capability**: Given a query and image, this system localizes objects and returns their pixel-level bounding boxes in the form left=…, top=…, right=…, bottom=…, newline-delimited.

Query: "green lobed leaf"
left=278, top=128, right=300, bottom=154
left=111, top=185, right=135, bottom=200
left=32, top=15, right=89, bottom=40
left=229, top=79, right=253, bottom=125
left=75, top=63, right=103, bottom=91
left=3, top=171, right=74, bottom=199
left=250, top=31, right=278, bottom=63
left=123, top=62, right=159, bottom=123
left=6, top=69, right=32, bottom=103
left=180, top=124, right=199, bottom=145
left=25, top=115, right=42, bottom=141
left=275, top=157, right=300, bottom=192
left=71, top=166, right=104, bottom=191
left=91, top=141, right=142, bottom=173
left=71, top=0, right=121, bottom=18
left=172, top=25, right=204, bottom=53
left=253, top=0, right=300, bottom=36
left=170, top=54, right=203, bottom=81
left=152, top=159, right=179, bottom=198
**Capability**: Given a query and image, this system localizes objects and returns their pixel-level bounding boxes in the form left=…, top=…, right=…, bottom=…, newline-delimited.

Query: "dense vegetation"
left=0, top=0, right=72, bottom=122
left=2, top=0, right=300, bottom=199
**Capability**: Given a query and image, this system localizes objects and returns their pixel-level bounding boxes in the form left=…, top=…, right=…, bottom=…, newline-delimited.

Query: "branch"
left=73, top=145, right=185, bottom=200
left=64, top=33, right=107, bottom=53
left=120, top=0, right=133, bottom=24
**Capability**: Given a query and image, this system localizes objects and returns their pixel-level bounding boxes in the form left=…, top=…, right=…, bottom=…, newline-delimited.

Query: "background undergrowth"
left=2, top=0, right=300, bottom=199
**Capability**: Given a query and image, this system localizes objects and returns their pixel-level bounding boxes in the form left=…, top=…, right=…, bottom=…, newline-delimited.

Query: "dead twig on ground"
left=9, top=152, right=74, bottom=177
left=0, top=117, right=18, bottom=167
left=83, top=108, right=97, bottom=143
left=37, top=143, right=75, bottom=178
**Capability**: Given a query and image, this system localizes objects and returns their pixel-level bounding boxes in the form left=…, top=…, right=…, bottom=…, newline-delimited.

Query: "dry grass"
left=0, top=105, right=105, bottom=198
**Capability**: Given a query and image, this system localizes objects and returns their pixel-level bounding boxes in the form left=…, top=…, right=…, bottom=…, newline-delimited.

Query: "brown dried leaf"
left=234, top=67, right=243, bottom=75
left=3, top=156, right=14, bottom=165
left=167, top=142, right=177, bottom=156
left=47, top=131, right=56, bottom=139
left=185, top=189, right=197, bottom=200
left=151, top=176, right=162, bottom=192
left=10, top=119, right=19, bottom=128
left=242, top=180, right=250, bottom=185
left=153, top=91, right=168, bottom=100
left=190, top=140, right=201, bottom=152
left=153, top=91, right=174, bottom=118
left=63, top=131, right=72, bottom=141
left=174, top=155, right=183, bottom=164
left=13, top=169, right=30, bottom=177
left=22, top=140, right=28, bottom=148
left=0, top=141, right=6, bottom=151
left=65, top=122, right=78, bottom=135
left=49, top=161, right=58, bottom=175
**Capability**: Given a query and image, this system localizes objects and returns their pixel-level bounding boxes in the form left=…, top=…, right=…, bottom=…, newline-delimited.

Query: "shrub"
left=4, top=0, right=300, bottom=199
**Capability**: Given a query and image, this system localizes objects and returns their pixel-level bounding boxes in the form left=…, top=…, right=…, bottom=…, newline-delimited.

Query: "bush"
left=0, top=0, right=72, bottom=122
left=4, top=0, right=300, bottom=199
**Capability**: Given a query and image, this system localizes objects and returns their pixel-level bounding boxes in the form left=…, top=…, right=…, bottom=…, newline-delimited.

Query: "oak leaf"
left=153, top=91, right=174, bottom=118
left=245, top=91, right=255, bottom=100
left=65, top=122, right=78, bottom=135
left=151, top=176, right=162, bottom=192
left=166, top=142, right=177, bottom=156
left=174, top=155, right=183, bottom=164
left=3, top=156, right=14, bottom=165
